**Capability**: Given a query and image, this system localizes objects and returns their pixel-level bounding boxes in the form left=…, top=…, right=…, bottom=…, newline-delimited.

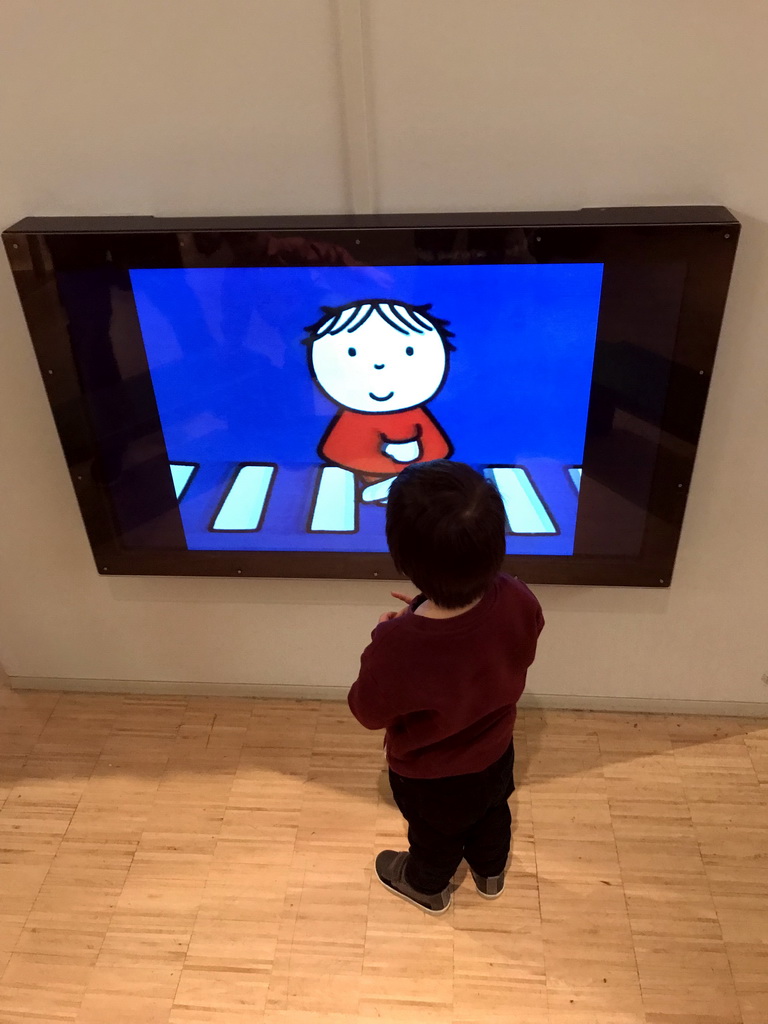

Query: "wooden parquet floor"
left=0, top=685, right=766, bottom=1024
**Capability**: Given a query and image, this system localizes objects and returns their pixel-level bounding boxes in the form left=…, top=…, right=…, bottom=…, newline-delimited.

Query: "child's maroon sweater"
left=348, top=574, right=544, bottom=779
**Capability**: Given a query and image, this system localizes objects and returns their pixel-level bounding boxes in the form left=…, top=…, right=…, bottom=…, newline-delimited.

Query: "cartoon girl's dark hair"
left=302, top=299, right=456, bottom=352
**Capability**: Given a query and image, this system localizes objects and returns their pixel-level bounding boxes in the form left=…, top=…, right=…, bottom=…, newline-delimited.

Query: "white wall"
left=0, top=0, right=766, bottom=707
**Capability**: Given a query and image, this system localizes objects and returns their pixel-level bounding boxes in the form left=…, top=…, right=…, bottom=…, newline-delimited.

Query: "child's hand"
left=378, top=610, right=401, bottom=623
left=378, top=591, right=416, bottom=624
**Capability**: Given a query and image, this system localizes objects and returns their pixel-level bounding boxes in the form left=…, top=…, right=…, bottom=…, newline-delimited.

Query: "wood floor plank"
left=0, top=689, right=766, bottom=1024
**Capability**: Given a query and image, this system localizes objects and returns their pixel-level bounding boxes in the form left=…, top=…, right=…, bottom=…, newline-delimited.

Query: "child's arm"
left=348, top=651, right=394, bottom=731
left=378, top=591, right=415, bottom=622
left=348, top=595, right=415, bottom=729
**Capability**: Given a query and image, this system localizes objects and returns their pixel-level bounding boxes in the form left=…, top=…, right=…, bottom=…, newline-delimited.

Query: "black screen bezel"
left=3, top=207, right=740, bottom=587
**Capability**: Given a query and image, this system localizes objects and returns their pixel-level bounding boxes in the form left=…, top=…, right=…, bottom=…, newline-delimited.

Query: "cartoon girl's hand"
left=383, top=439, right=421, bottom=463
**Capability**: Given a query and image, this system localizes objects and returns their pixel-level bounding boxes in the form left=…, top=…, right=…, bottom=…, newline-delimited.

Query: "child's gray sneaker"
left=375, top=851, right=452, bottom=915
left=470, top=868, right=506, bottom=899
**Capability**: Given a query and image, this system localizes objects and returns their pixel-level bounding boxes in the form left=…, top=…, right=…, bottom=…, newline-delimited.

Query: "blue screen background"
left=130, top=264, right=603, bottom=554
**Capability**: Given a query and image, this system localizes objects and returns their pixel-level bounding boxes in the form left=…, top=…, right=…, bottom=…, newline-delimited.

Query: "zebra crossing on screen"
left=170, top=462, right=571, bottom=536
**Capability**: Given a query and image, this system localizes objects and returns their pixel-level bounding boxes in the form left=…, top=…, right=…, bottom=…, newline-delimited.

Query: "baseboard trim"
left=520, top=693, right=767, bottom=717
left=8, top=675, right=767, bottom=717
left=9, top=676, right=347, bottom=702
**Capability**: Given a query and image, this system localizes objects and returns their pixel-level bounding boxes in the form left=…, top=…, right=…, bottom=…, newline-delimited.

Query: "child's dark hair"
left=386, top=460, right=506, bottom=609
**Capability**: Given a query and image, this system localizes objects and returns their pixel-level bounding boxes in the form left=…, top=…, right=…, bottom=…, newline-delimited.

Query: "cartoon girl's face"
left=310, top=314, right=448, bottom=413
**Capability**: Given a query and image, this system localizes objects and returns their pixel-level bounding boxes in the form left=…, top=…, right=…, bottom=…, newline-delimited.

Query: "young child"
left=348, top=460, right=544, bottom=914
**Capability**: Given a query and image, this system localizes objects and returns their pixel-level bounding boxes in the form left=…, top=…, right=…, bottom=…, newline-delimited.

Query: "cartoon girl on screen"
left=304, top=300, right=454, bottom=504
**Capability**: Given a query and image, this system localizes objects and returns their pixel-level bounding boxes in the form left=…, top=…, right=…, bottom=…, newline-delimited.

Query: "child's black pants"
left=388, top=739, right=515, bottom=895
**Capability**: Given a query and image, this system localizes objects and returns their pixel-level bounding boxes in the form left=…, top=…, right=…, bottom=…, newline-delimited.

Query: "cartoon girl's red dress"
left=319, top=406, right=452, bottom=477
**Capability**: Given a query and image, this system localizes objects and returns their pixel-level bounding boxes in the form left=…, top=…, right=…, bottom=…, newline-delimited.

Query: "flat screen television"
left=3, top=207, right=739, bottom=586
